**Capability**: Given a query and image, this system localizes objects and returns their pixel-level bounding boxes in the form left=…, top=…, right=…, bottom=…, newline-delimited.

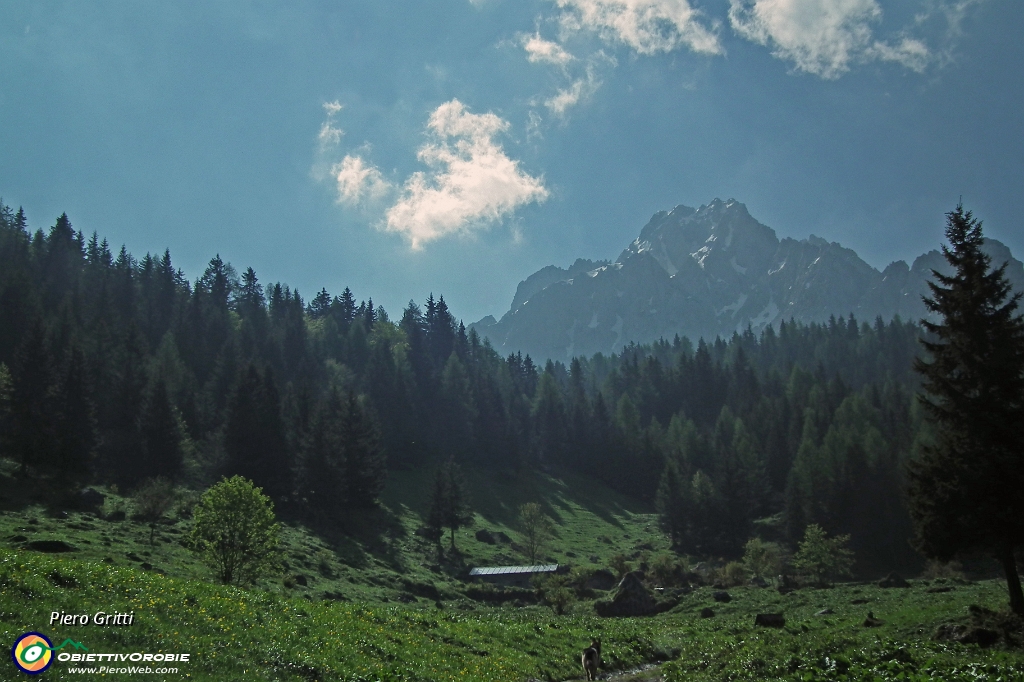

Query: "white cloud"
left=522, top=33, right=576, bottom=66
left=556, top=0, right=722, bottom=55
left=545, top=66, right=602, bottom=117
left=332, top=155, right=392, bottom=206
left=383, top=100, right=548, bottom=249
left=318, top=100, right=345, bottom=149
left=729, top=0, right=932, bottom=78
left=867, top=36, right=930, bottom=72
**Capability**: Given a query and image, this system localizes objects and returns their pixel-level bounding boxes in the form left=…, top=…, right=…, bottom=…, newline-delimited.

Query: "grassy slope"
left=0, top=462, right=665, bottom=606
left=2, top=461, right=1024, bottom=680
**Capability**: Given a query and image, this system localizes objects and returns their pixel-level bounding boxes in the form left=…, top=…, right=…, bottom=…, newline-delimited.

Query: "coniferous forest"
left=0, top=201, right=935, bottom=575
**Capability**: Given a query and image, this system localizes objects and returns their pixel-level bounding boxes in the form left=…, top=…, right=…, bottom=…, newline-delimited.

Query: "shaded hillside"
left=0, top=197, right=948, bottom=576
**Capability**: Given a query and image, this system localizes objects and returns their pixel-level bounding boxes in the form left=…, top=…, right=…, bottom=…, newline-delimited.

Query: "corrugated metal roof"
left=469, top=565, right=559, bottom=576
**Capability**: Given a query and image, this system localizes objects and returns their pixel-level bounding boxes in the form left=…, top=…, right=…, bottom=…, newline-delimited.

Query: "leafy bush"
left=610, top=553, right=632, bottom=579
left=922, top=559, right=966, bottom=581
left=742, top=537, right=785, bottom=581
left=533, top=574, right=575, bottom=615
left=650, top=553, right=690, bottom=587
left=721, top=561, right=748, bottom=587
left=132, top=477, right=176, bottom=544
left=187, top=476, right=280, bottom=585
left=792, top=524, right=854, bottom=584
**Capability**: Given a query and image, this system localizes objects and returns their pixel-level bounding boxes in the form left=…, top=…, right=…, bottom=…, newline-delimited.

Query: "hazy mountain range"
left=471, top=199, right=1024, bottom=362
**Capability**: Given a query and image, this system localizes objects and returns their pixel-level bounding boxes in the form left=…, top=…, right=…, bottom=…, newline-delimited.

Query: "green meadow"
left=3, top=465, right=1024, bottom=681
left=3, top=548, right=1024, bottom=681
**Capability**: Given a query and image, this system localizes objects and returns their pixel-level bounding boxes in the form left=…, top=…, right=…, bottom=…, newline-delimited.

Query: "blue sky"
left=1, top=0, right=1021, bottom=323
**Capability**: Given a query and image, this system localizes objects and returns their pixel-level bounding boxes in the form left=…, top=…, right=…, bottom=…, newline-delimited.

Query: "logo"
left=11, top=632, right=54, bottom=675
left=11, top=633, right=88, bottom=675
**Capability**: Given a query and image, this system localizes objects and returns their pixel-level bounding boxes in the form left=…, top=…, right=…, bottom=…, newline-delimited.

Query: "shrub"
left=188, top=476, right=280, bottom=585
left=742, top=537, right=785, bottom=581
left=132, top=478, right=176, bottom=545
left=316, top=550, right=334, bottom=577
left=923, top=559, right=966, bottom=581
left=792, top=524, right=854, bottom=584
left=650, top=553, right=690, bottom=587
left=173, top=489, right=201, bottom=519
left=533, top=574, right=575, bottom=615
left=721, top=561, right=748, bottom=587
left=610, top=553, right=632, bottom=579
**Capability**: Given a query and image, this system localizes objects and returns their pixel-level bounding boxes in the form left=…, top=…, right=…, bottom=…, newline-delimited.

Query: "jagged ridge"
left=472, top=199, right=1024, bottom=362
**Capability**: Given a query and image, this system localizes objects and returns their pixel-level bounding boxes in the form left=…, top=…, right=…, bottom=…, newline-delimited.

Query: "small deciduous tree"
left=792, top=524, right=853, bottom=585
left=188, top=476, right=280, bottom=585
left=132, top=477, right=175, bottom=545
left=517, top=502, right=554, bottom=564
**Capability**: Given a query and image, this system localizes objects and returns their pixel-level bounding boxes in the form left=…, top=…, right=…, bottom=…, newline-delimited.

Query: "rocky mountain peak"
left=471, top=200, right=1023, bottom=363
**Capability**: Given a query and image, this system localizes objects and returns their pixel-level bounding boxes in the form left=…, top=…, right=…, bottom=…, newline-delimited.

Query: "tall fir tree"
left=299, top=388, right=347, bottom=518
left=340, top=391, right=387, bottom=508
left=139, top=378, right=183, bottom=482
left=7, top=320, right=56, bottom=479
left=224, top=365, right=291, bottom=500
left=908, top=204, right=1024, bottom=615
left=51, top=347, right=96, bottom=493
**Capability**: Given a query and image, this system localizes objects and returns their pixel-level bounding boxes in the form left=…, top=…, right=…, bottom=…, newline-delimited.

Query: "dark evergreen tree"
left=424, top=466, right=447, bottom=551
left=299, top=388, right=347, bottom=518
left=223, top=365, right=291, bottom=500
left=139, top=378, right=183, bottom=481
left=308, top=288, right=332, bottom=319
left=340, top=391, right=387, bottom=508
left=908, top=204, right=1024, bottom=614
left=435, top=456, right=473, bottom=551
left=7, top=320, right=56, bottom=478
left=655, top=454, right=689, bottom=549
left=51, top=347, right=96, bottom=493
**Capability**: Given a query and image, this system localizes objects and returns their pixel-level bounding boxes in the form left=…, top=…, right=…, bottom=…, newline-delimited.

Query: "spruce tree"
left=299, top=388, right=347, bottom=518
left=224, top=365, right=291, bottom=500
left=340, top=391, right=387, bottom=508
left=424, top=466, right=447, bottom=553
left=908, top=204, right=1024, bottom=615
left=140, top=378, right=183, bottom=481
left=51, top=347, right=96, bottom=493
left=433, top=456, right=472, bottom=551
left=8, top=320, right=56, bottom=478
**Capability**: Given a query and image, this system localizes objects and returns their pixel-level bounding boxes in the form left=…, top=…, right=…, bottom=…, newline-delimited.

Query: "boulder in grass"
left=699, top=607, right=715, bottom=618
left=754, top=613, right=786, bottom=628
left=474, top=529, right=496, bottom=545
left=878, top=572, right=910, bottom=588
left=712, top=590, right=732, bottom=603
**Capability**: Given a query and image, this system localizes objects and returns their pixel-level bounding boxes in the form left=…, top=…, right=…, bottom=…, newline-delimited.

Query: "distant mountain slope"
left=472, top=199, right=1024, bottom=362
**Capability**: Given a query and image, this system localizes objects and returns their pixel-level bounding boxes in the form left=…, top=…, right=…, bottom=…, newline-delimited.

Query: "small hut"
left=468, top=565, right=560, bottom=588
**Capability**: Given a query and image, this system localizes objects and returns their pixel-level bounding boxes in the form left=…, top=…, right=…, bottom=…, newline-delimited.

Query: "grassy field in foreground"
left=3, top=548, right=1024, bottom=681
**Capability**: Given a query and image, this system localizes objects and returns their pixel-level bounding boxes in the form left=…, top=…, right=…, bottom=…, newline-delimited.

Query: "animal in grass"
left=581, top=638, right=602, bottom=681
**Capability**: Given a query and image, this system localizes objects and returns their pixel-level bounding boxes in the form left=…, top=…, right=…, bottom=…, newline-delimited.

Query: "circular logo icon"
left=11, top=632, right=54, bottom=675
